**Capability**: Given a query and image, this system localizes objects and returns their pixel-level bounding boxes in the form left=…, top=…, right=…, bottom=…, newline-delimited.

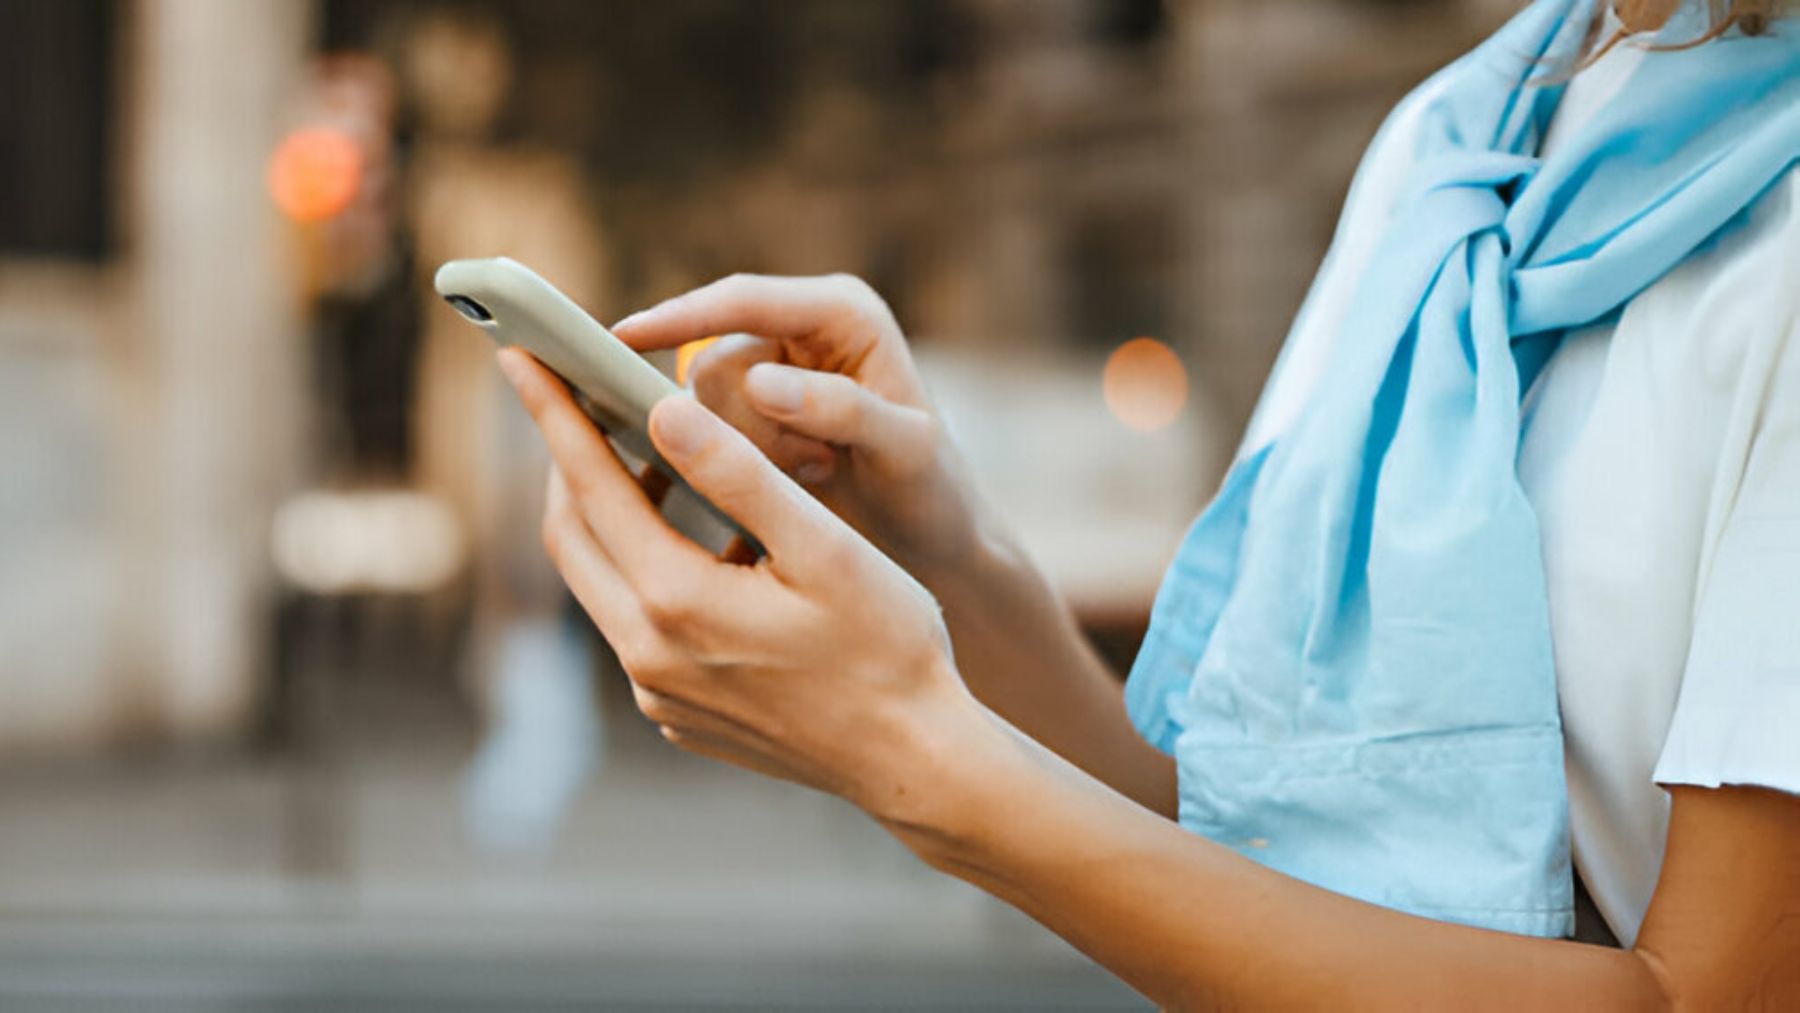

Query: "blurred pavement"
left=0, top=672, right=1146, bottom=1012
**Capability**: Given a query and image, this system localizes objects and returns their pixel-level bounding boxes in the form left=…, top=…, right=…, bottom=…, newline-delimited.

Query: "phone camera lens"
left=444, top=294, right=493, bottom=323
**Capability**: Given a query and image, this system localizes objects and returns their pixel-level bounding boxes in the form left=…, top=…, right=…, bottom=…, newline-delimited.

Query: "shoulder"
left=1340, top=73, right=1454, bottom=222
left=1236, top=73, right=1454, bottom=453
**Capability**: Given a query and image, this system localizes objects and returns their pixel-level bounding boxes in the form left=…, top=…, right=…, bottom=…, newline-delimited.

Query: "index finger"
left=611, top=274, right=875, bottom=356
left=497, top=347, right=722, bottom=591
left=506, top=348, right=826, bottom=654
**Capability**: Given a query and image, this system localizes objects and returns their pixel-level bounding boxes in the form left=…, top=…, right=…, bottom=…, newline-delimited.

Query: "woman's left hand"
left=497, top=346, right=979, bottom=821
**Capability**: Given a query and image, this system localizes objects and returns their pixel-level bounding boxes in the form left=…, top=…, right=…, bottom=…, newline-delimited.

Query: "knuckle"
left=715, top=272, right=761, bottom=299
left=869, top=406, right=937, bottom=477
left=539, top=500, right=584, bottom=562
left=632, top=685, right=677, bottom=725
left=827, top=273, right=897, bottom=326
left=691, top=331, right=759, bottom=373
left=639, top=577, right=700, bottom=634
left=570, top=484, right=612, bottom=530
left=813, top=400, right=857, bottom=441
left=902, top=413, right=945, bottom=468
left=718, top=331, right=773, bottom=359
left=819, top=374, right=864, bottom=420
left=617, top=636, right=679, bottom=690
left=826, top=271, right=871, bottom=296
left=551, top=456, right=595, bottom=503
left=808, top=375, right=871, bottom=442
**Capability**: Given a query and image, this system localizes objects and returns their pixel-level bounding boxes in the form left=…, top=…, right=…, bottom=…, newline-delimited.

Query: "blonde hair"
left=1588, top=0, right=1786, bottom=60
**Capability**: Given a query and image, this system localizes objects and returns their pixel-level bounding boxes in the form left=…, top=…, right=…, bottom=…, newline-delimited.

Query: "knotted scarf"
left=1127, top=0, right=1800, bottom=936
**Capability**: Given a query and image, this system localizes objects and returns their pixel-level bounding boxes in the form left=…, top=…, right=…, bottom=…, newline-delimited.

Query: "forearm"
left=914, top=520, right=1176, bottom=817
left=890, top=705, right=1670, bottom=1011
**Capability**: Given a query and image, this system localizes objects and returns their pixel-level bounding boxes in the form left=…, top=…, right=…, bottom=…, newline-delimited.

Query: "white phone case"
left=434, top=256, right=751, bottom=553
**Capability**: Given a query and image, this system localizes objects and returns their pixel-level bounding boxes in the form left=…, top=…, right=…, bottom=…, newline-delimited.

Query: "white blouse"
left=1245, top=40, right=1800, bottom=945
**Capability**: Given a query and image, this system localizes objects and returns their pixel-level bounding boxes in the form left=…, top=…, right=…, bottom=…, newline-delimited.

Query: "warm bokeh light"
left=674, top=335, right=721, bottom=386
left=1103, top=337, right=1189, bottom=433
left=267, top=127, right=363, bottom=223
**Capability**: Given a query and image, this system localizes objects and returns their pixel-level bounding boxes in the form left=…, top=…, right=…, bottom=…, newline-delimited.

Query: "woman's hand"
left=612, top=274, right=989, bottom=576
left=616, top=274, right=1179, bottom=817
left=496, top=346, right=981, bottom=820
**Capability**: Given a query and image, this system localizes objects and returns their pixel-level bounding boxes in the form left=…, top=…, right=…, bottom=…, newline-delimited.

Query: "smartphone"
left=434, top=256, right=756, bottom=559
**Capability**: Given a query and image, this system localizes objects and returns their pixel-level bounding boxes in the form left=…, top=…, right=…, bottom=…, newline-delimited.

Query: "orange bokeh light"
left=268, top=127, right=363, bottom=223
left=1103, top=337, right=1188, bottom=433
left=674, top=336, right=721, bottom=386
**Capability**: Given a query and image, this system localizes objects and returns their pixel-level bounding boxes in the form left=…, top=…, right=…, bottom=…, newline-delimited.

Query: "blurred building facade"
left=2, top=0, right=1517, bottom=750
left=2, top=0, right=311, bottom=750
left=0, top=0, right=1521, bottom=1005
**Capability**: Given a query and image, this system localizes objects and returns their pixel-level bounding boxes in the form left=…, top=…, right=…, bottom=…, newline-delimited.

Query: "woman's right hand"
left=612, top=274, right=989, bottom=575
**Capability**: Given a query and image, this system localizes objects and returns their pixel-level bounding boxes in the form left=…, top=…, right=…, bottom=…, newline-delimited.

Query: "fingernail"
left=797, top=458, right=833, bottom=484
left=611, top=311, right=645, bottom=331
left=651, top=396, right=715, bottom=458
left=746, top=363, right=804, bottom=413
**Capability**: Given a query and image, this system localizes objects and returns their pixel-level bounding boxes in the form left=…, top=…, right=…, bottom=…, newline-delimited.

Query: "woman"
left=498, top=0, right=1799, bottom=1005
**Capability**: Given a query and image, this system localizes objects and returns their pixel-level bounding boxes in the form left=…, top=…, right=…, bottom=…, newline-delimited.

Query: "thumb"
left=648, top=395, right=854, bottom=582
left=743, top=363, right=936, bottom=475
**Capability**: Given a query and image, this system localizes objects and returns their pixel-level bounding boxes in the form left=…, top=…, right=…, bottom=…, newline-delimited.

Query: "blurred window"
left=1062, top=203, right=1178, bottom=351
left=0, top=0, right=117, bottom=261
left=1083, top=0, right=1167, bottom=49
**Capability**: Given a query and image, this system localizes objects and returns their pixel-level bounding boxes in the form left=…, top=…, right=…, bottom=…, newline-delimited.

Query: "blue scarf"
left=1126, top=0, right=1800, bottom=936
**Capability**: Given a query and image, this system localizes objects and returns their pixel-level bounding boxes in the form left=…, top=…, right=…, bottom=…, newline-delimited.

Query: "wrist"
left=910, top=509, right=1036, bottom=615
left=857, top=671, right=1025, bottom=866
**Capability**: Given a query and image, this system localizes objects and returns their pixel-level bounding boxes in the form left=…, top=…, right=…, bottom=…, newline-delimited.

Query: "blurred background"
left=0, top=0, right=1516, bottom=1008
